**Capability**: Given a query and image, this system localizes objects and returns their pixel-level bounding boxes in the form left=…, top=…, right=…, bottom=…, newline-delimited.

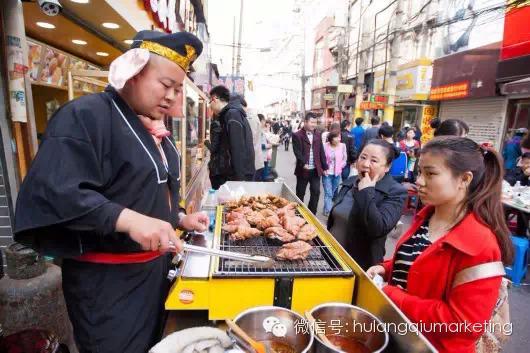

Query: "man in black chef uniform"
left=13, top=30, right=209, bottom=353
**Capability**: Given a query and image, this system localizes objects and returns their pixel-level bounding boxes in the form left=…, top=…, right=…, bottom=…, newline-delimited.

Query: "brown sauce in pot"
left=259, top=340, right=295, bottom=353
left=325, top=335, right=370, bottom=353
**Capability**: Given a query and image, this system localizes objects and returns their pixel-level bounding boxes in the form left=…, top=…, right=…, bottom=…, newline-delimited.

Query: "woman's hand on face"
left=366, top=265, right=386, bottom=279
left=358, top=172, right=377, bottom=190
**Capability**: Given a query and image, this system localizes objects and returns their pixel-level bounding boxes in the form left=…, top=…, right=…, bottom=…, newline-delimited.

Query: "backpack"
left=452, top=261, right=511, bottom=353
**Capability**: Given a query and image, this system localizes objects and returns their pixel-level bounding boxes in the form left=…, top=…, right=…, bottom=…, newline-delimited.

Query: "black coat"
left=14, top=86, right=183, bottom=256
left=341, top=129, right=356, bottom=163
left=217, top=101, right=255, bottom=180
left=327, top=174, right=407, bottom=270
left=205, top=119, right=230, bottom=177
left=505, top=167, right=530, bottom=186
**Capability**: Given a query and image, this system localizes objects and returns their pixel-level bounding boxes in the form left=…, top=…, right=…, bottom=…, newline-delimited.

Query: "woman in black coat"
left=327, top=139, right=407, bottom=270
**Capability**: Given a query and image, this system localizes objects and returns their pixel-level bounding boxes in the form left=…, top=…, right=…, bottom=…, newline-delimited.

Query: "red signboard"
left=430, top=82, right=469, bottom=101
left=360, top=102, right=385, bottom=110
left=501, top=3, right=530, bottom=60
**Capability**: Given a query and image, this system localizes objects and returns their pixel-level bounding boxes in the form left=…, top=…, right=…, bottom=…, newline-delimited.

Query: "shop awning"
left=501, top=77, right=530, bottom=96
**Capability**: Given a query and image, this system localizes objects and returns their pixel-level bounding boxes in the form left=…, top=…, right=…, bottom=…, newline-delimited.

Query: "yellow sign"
left=397, top=73, right=414, bottom=90
left=420, top=105, right=437, bottom=144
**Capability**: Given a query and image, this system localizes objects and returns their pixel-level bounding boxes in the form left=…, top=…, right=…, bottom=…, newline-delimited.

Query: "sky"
left=207, top=0, right=305, bottom=113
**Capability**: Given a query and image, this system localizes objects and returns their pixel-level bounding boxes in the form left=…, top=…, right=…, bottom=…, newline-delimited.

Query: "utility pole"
left=354, top=2, right=369, bottom=120
left=383, top=0, right=405, bottom=124
left=231, top=16, right=236, bottom=76
left=235, top=0, right=244, bottom=76
left=300, top=4, right=307, bottom=117
left=336, top=0, right=353, bottom=120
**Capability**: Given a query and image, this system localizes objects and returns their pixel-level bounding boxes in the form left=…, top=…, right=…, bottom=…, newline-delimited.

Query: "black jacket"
left=205, top=119, right=231, bottom=177
left=341, top=129, right=356, bottom=163
left=327, top=174, right=407, bottom=270
left=217, top=101, right=255, bottom=180
left=505, top=167, right=530, bottom=187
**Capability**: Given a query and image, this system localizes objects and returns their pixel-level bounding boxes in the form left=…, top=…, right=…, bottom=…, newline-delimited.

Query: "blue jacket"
left=351, top=126, right=365, bottom=152
left=502, top=136, right=522, bottom=170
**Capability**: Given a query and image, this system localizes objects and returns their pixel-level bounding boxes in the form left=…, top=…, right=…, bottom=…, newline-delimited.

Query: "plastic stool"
left=505, top=235, right=529, bottom=286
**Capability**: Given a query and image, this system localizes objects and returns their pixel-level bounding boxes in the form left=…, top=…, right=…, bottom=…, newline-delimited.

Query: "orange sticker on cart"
left=179, top=290, right=195, bottom=304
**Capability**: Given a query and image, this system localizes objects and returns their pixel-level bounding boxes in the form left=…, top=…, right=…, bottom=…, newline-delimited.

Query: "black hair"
left=327, top=131, right=340, bottom=143
left=257, top=113, right=265, bottom=122
left=362, top=139, right=398, bottom=165
left=379, top=125, right=394, bottom=138
left=370, top=116, right=381, bottom=126
left=355, top=117, right=364, bottom=126
left=231, top=93, right=247, bottom=107
left=430, top=118, right=441, bottom=130
left=522, top=152, right=530, bottom=159
left=305, top=112, right=318, bottom=121
left=209, top=85, right=231, bottom=102
left=433, top=119, right=469, bottom=137
left=329, top=122, right=340, bottom=133
left=341, top=120, right=351, bottom=130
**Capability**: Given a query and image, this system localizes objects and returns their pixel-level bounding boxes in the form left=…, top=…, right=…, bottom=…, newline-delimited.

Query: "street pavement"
left=274, top=144, right=530, bottom=353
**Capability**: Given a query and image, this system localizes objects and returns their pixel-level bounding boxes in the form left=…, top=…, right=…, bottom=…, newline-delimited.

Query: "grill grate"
left=213, top=208, right=353, bottom=277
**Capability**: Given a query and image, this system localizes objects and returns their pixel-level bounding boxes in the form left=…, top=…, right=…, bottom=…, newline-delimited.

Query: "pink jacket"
left=324, top=142, right=347, bottom=176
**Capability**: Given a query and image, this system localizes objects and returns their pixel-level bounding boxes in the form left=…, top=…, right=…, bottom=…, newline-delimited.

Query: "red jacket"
left=381, top=207, right=502, bottom=353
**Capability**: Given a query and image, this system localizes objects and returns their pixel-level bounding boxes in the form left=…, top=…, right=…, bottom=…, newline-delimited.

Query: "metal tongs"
left=182, top=243, right=272, bottom=264
left=169, top=232, right=273, bottom=265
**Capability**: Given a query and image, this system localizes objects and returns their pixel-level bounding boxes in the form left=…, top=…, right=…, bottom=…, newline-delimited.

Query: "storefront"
left=373, top=59, right=435, bottom=134
left=430, top=42, right=507, bottom=148
left=311, top=86, right=337, bottom=125
left=497, top=3, right=530, bottom=137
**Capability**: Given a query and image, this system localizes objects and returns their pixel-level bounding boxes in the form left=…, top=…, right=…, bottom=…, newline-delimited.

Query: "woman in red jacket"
left=367, top=137, right=513, bottom=353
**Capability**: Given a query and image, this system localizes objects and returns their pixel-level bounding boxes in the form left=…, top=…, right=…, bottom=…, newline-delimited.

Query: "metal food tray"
left=212, top=182, right=353, bottom=277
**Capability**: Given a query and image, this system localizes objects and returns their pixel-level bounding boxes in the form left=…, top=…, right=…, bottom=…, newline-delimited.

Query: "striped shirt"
left=307, top=131, right=315, bottom=169
left=391, top=219, right=432, bottom=289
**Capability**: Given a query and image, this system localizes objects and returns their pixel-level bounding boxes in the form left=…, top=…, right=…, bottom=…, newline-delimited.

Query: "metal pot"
left=310, top=303, right=389, bottom=353
left=231, top=306, right=313, bottom=353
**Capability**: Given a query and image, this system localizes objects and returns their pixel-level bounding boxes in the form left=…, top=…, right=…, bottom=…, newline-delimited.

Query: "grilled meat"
left=276, top=241, right=313, bottom=261
left=256, top=215, right=281, bottom=230
left=276, top=203, right=297, bottom=218
left=222, top=217, right=250, bottom=233
left=225, top=211, right=246, bottom=223
left=264, top=227, right=296, bottom=243
left=246, top=211, right=266, bottom=226
left=229, top=226, right=262, bottom=241
left=281, top=216, right=306, bottom=236
left=232, top=206, right=253, bottom=215
left=297, top=223, right=317, bottom=241
left=259, top=209, right=277, bottom=218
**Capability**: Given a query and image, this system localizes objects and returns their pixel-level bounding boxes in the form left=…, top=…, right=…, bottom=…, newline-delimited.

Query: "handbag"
left=452, top=261, right=511, bottom=353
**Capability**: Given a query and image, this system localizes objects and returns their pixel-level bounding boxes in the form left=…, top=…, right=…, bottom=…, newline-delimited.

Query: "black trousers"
left=296, top=169, right=321, bottom=214
left=62, top=255, right=171, bottom=353
left=284, top=137, right=290, bottom=151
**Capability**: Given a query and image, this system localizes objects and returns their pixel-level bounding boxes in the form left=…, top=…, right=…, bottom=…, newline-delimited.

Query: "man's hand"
left=303, top=164, right=311, bottom=170
left=179, top=212, right=209, bottom=232
left=116, top=209, right=183, bottom=253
